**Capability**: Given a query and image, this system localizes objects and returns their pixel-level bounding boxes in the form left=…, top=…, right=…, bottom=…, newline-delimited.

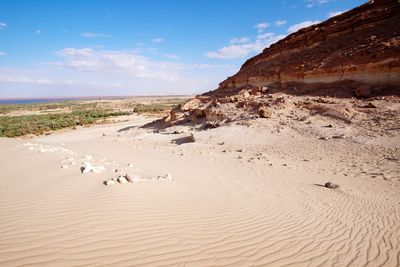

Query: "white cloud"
left=327, top=10, right=348, bottom=18
left=0, top=51, right=6, bottom=56
left=36, top=29, right=41, bottom=34
left=287, top=20, right=320, bottom=33
left=254, top=22, right=270, bottom=33
left=152, top=38, right=164, bottom=43
left=230, top=37, right=250, bottom=44
left=164, top=54, right=180, bottom=60
left=0, top=22, right=6, bottom=30
left=0, top=54, right=235, bottom=97
left=274, top=20, right=287, bottom=26
left=206, top=31, right=285, bottom=59
left=81, top=32, right=112, bottom=38
left=306, top=0, right=329, bottom=8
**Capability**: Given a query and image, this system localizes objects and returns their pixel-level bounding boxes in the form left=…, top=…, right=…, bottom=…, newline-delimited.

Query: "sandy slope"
left=0, top=114, right=399, bottom=266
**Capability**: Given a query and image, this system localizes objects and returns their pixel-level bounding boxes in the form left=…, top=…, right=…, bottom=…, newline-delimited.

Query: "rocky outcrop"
left=160, top=0, right=399, bottom=129
left=215, top=0, right=400, bottom=97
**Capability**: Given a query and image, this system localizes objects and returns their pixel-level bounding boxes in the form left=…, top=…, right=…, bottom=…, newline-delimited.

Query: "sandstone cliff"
left=157, top=0, right=400, bottom=133
left=214, top=0, right=400, bottom=97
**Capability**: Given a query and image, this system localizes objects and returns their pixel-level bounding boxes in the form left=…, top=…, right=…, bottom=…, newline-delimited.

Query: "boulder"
left=258, top=106, right=272, bottom=118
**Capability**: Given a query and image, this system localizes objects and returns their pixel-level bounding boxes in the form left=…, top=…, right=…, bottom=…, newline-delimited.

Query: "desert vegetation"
left=0, top=109, right=130, bottom=137
left=0, top=97, right=188, bottom=137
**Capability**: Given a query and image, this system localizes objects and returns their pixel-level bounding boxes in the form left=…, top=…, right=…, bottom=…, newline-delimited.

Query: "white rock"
left=158, top=173, right=172, bottom=182
left=118, top=176, right=128, bottom=184
left=81, top=162, right=93, bottom=173
left=61, top=165, right=69, bottom=169
left=105, top=180, right=115, bottom=186
left=128, top=163, right=133, bottom=167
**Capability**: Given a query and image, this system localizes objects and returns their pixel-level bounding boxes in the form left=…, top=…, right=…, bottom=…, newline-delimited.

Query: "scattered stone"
left=125, top=174, right=133, bottom=183
left=158, top=173, right=172, bottom=182
left=128, top=163, right=133, bottom=167
left=205, top=121, right=220, bottom=129
left=218, top=142, right=225, bottom=145
left=104, top=180, right=116, bottom=186
left=258, top=106, right=272, bottom=118
left=61, top=165, right=69, bottom=169
left=81, top=162, right=93, bottom=173
left=324, top=182, right=340, bottom=189
left=261, top=86, right=269, bottom=93
left=81, top=162, right=105, bottom=174
left=118, top=176, right=128, bottom=184
left=236, top=148, right=244, bottom=152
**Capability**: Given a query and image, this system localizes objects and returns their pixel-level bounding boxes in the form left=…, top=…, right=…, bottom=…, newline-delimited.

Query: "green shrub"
left=0, top=109, right=130, bottom=137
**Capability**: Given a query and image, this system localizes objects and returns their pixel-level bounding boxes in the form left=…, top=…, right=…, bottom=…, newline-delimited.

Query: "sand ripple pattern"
left=0, top=141, right=399, bottom=266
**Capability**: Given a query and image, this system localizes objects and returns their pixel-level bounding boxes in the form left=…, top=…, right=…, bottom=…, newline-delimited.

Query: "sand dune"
left=0, top=115, right=399, bottom=266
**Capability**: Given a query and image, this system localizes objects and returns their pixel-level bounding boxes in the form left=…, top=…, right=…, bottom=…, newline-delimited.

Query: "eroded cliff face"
left=157, top=0, right=400, bottom=132
left=215, top=0, right=400, bottom=96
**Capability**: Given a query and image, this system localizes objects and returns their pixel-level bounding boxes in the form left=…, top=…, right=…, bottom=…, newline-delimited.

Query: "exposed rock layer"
left=214, top=0, right=400, bottom=97
left=161, top=0, right=400, bottom=129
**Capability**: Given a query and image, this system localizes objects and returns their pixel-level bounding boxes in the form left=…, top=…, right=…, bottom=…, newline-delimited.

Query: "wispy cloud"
left=230, top=37, right=251, bottom=44
left=0, top=51, right=6, bottom=56
left=164, top=54, right=180, bottom=60
left=0, top=22, right=6, bottom=30
left=327, top=10, right=348, bottom=18
left=0, top=47, right=235, bottom=97
left=274, top=20, right=287, bottom=26
left=54, top=48, right=197, bottom=80
left=36, top=29, right=41, bottom=34
left=254, top=22, right=271, bottom=33
left=287, top=20, right=320, bottom=33
left=206, top=31, right=285, bottom=59
left=152, top=38, right=164, bottom=43
left=306, top=0, right=329, bottom=8
left=81, top=32, right=112, bottom=38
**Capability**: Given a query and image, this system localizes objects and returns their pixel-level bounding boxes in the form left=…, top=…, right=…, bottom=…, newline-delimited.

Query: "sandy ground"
left=0, top=114, right=399, bottom=266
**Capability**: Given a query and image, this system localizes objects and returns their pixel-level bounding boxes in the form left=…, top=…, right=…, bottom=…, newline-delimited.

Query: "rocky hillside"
left=216, top=0, right=400, bottom=97
left=156, top=0, right=399, bottom=137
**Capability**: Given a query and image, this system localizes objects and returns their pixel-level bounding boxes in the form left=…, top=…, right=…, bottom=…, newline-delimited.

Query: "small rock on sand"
left=104, top=180, right=116, bottom=186
left=324, top=182, right=340, bottom=189
left=118, top=176, right=128, bottom=184
left=158, top=173, right=172, bottom=182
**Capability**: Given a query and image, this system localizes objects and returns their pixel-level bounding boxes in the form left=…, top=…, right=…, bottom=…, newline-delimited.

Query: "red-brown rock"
left=215, top=0, right=400, bottom=96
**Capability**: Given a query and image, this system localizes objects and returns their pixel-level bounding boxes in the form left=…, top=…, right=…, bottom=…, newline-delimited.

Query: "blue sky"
left=0, top=0, right=365, bottom=98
